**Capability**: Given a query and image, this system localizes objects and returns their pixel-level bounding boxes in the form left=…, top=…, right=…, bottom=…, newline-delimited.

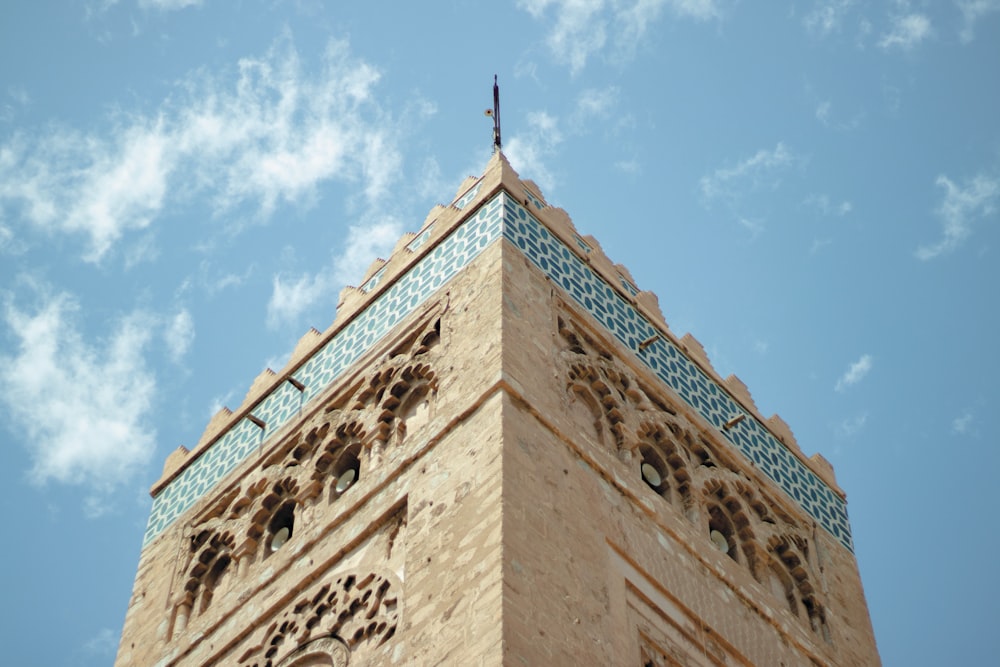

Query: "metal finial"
left=491, top=75, right=501, bottom=152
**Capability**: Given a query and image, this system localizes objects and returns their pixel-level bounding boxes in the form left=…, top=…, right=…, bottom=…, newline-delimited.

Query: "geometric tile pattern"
left=501, top=197, right=853, bottom=552
left=360, top=266, right=387, bottom=293
left=453, top=180, right=483, bottom=209
left=142, top=193, right=506, bottom=546
left=143, top=188, right=853, bottom=552
left=523, top=187, right=545, bottom=210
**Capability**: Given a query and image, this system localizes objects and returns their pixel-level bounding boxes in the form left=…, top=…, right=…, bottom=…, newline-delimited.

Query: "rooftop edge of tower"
left=151, top=150, right=843, bottom=512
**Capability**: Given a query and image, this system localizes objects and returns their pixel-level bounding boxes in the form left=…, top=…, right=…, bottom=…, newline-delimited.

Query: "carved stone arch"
left=275, top=636, right=349, bottom=667
left=701, top=479, right=764, bottom=579
left=238, top=569, right=401, bottom=667
left=170, top=528, right=237, bottom=637
left=377, top=361, right=438, bottom=448
left=557, top=314, right=613, bottom=360
left=567, top=361, right=627, bottom=451
left=634, top=421, right=693, bottom=515
left=729, top=478, right=778, bottom=528
left=768, top=534, right=828, bottom=639
left=766, top=555, right=800, bottom=618
left=246, top=475, right=302, bottom=561
left=313, top=420, right=366, bottom=503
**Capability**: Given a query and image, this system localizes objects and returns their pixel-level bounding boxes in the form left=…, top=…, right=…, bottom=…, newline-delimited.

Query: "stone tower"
left=115, top=153, right=880, bottom=666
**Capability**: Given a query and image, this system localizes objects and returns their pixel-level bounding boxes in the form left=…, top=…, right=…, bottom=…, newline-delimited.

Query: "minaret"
left=116, top=152, right=879, bottom=666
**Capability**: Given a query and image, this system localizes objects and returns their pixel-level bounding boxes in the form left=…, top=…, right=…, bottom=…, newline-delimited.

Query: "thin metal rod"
left=493, top=75, right=502, bottom=152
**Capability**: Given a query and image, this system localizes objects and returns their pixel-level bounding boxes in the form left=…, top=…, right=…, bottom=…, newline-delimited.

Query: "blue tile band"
left=143, top=194, right=505, bottom=546
left=501, top=197, right=852, bottom=551
left=143, top=191, right=852, bottom=553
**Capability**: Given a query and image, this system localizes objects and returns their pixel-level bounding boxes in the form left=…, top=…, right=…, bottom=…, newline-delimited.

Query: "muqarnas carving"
left=166, top=314, right=439, bottom=642
left=239, top=569, right=401, bottom=667
left=558, top=311, right=831, bottom=641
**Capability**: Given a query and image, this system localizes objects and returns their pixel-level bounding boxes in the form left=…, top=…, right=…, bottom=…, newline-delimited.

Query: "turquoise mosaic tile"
left=618, top=274, right=639, bottom=297
left=523, top=187, right=545, bottom=210
left=143, top=186, right=852, bottom=553
left=360, top=267, right=387, bottom=294
left=142, top=194, right=505, bottom=546
left=501, top=197, right=853, bottom=552
left=406, top=224, right=434, bottom=252
left=453, top=180, right=483, bottom=209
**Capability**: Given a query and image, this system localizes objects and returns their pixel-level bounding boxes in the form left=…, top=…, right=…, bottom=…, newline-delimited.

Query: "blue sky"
left=1, top=1, right=997, bottom=664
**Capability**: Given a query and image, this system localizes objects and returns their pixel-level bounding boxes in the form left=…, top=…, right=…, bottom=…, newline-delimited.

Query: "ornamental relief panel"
left=237, top=569, right=401, bottom=667
left=557, top=312, right=831, bottom=640
left=166, top=315, right=438, bottom=642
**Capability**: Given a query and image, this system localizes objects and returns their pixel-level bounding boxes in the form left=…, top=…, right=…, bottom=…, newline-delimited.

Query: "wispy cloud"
left=95, top=0, right=201, bottom=12
left=506, top=87, right=620, bottom=193
left=957, top=0, right=1000, bottom=43
left=878, top=12, right=932, bottom=50
left=804, top=193, right=853, bottom=216
left=517, top=0, right=723, bottom=74
left=505, top=110, right=564, bottom=193
left=0, top=35, right=400, bottom=263
left=700, top=142, right=796, bottom=203
left=266, top=215, right=403, bottom=329
left=835, top=353, right=873, bottom=391
left=803, top=0, right=856, bottom=36
left=952, top=408, right=976, bottom=435
left=916, top=172, right=999, bottom=260
left=0, top=289, right=157, bottom=511
left=82, top=628, right=118, bottom=656
left=164, top=307, right=194, bottom=363
left=139, top=0, right=201, bottom=8
left=814, top=99, right=863, bottom=131
left=836, top=411, right=869, bottom=437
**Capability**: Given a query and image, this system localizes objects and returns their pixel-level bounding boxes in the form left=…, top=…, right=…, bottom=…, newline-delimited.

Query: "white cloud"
left=816, top=100, right=832, bottom=125
left=573, top=86, right=619, bottom=122
left=505, top=86, right=621, bottom=192
left=835, top=353, right=873, bottom=391
left=0, top=290, right=157, bottom=508
left=952, top=408, right=975, bottom=434
left=957, top=0, right=1000, bottom=43
left=878, top=13, right=932, bottom=50
left=836, top=411, right=868, bottom=437
left=916, top=173, right=999, bottom=260
left=164, top=308, right=194, bottom=362
left=517, top=0, right=722, bottom=74
left=803, top=0, right=856, bottom=36
left=505, top=110, right=564, bottom=193
left=814, top=99, right=863, bottom=131
left=737, top=216, right=764, bottom=238
left=0, top=35, right=399, bottom=263
left=804, top=193, right=853, bottom=216
left=139, top=0, right=201, bottom=8
left=83, top=628, right=118, bottom=655
left=699, top=142, right=795, bottom=203
left=266, top=215, right=403, bottom=329
left=95, top=0, right=200, bottom=11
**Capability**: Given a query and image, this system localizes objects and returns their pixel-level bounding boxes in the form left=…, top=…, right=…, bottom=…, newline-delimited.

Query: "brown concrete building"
left=116, top=152, right=879, bottom=666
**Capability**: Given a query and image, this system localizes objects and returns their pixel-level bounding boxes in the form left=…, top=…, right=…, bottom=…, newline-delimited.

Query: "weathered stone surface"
left=117, top=155, right=878, bottom=666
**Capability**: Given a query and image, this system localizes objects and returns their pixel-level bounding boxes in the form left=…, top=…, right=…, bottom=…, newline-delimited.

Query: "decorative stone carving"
left=166, top=316, right=438, bottom=643
left=238, top=569, right=400, bottom=667
left=557, top=308, right=831, bottom=640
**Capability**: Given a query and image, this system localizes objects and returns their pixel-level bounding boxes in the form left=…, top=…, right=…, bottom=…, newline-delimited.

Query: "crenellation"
left=118, top=151, right=877, bottom=667
left=766, top=413, right=801, bottom=453
left=808, top=453, right=840, bottom=494
left=159, top=445, right=191, bottom=483
left=678, top=332, right=725, bottom=386
left=724, top=373, right=763, bottom=421
left=359, top=257, right=387, bottom=284
left=284, top=327, right=322, bottom=372
left=241, top=367, right=277, bottom=410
